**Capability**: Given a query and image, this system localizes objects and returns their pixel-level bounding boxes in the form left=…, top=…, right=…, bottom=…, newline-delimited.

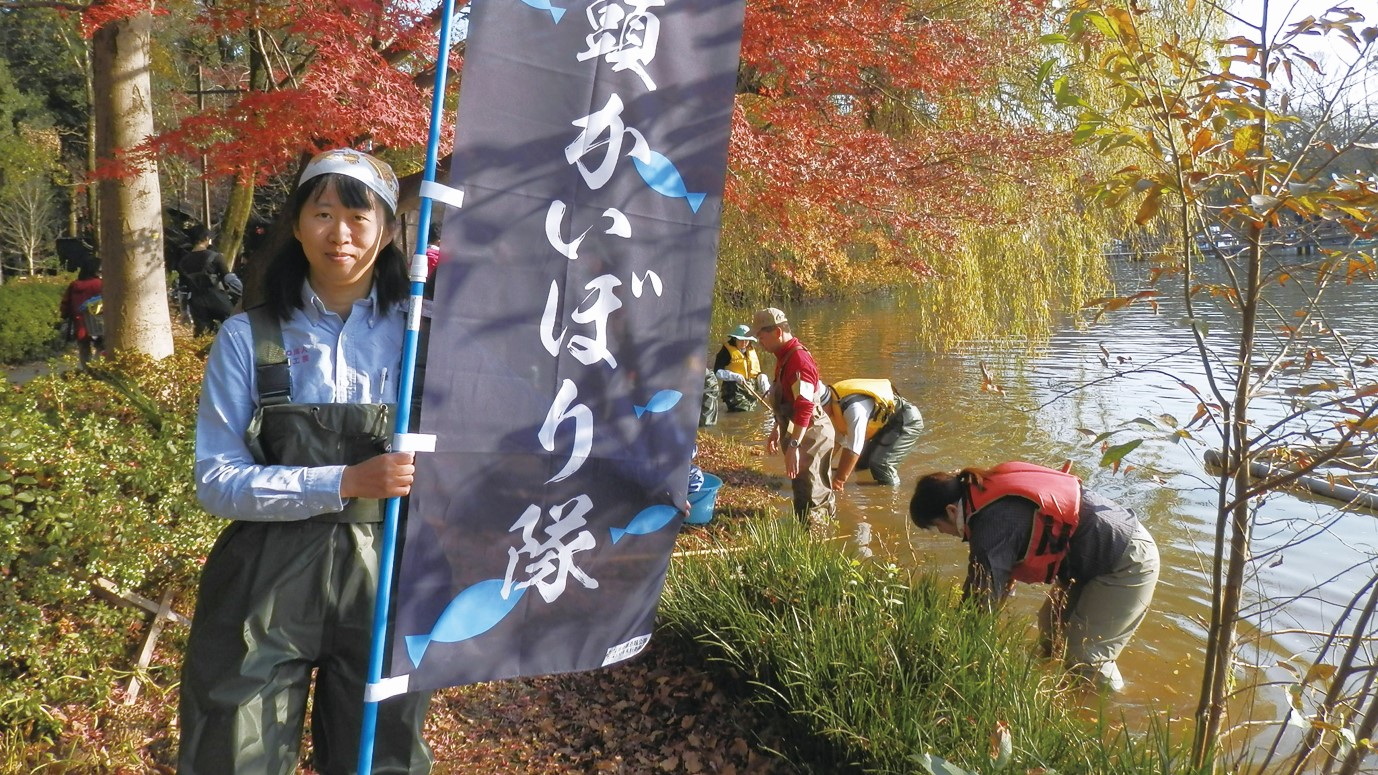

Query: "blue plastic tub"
left=685, top=473, right=723, bottom=525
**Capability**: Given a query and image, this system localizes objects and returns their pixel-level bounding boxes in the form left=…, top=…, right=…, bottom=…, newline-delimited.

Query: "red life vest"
left=964, top=462, right=1082, bottom=585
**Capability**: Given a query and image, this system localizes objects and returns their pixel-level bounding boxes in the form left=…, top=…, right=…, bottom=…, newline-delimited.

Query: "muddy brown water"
left=705, top=257, right=1378, bottom=757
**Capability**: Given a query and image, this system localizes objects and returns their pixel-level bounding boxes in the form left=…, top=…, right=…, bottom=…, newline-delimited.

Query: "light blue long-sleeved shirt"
left=194, top=283, right=404, bottom=521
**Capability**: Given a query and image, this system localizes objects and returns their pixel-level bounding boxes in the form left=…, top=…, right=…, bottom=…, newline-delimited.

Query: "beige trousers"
left=1041, top=520, right=1159, bottom=692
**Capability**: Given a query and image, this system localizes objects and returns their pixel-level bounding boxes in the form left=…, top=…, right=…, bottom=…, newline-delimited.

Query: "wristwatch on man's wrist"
left=786, top=438, right=801, bottom=449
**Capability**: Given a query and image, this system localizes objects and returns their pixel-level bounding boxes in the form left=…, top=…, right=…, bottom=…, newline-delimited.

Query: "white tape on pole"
left=393, top=433, right=437, bottom=453
left=420, top=180, right=465, bottom=210
left=364, top=674, right=411, bottom=703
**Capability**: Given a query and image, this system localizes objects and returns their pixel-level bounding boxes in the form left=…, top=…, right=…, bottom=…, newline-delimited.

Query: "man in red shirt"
left=753, top=307, right=835, bottom=532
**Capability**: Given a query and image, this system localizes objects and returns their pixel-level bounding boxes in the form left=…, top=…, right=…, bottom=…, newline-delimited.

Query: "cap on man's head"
left=729, top=323, right=757, bottom=342
left=299, top=148, right=400, bottom=213
left=752, top=307, right=788, bottom=332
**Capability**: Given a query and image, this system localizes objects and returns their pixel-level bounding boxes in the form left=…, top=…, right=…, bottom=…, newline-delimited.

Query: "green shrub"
left=0, top=276, right=68, bottom=364
left=660, top=518, right=1200, bottom=774
left=0, top=348, right=218, bottom=741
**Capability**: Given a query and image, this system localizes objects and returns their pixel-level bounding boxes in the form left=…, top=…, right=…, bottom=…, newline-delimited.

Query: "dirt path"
left=2, top=352, right=77, bottom=385
left=2, top=360, right=60, bottom=384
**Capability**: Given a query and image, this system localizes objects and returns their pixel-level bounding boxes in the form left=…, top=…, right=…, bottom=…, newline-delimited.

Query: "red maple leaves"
left=90, top=0, right=457, bottom=183
left=92, top=0, right=1061, bottom=279
left=730, top=0, right=1061, bottom=277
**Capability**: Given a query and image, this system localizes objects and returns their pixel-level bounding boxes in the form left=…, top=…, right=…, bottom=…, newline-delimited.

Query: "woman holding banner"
left=178, top=148, right=433, bottom=774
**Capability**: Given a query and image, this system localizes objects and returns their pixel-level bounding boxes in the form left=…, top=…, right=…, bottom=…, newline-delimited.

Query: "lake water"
left=704, top=255, right=1378, bottom=751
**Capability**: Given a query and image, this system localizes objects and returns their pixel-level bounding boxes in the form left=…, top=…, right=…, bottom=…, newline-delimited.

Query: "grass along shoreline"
left=659, top=433, right=1197, bottom=774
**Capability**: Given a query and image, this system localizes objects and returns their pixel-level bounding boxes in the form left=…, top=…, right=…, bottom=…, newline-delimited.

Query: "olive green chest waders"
left=770, top=390, right=836, bottom=530
left=179, top=307, right=432, bottom=775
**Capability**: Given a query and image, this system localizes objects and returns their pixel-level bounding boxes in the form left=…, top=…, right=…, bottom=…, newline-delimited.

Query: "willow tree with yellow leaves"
left=1049, top=1, right=1378, bottom=771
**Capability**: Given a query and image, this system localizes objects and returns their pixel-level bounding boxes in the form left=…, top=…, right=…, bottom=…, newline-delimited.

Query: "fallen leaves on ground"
left=425, top=638, right=802, bottom=774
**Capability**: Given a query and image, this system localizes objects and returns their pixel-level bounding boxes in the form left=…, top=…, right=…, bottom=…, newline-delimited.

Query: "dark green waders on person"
left=700, top=368, right=721, bottom=427
left=178, top=308, right=432, bottom=775
left=857, top=397, right=924, bottom=486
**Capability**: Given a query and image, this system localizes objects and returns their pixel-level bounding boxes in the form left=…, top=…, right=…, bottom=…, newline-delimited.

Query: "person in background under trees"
left=178, top=226, right=235, bottom=336
left=178, top=149, right=432, bottom=774
left=60, top=260, right=103, bottom=366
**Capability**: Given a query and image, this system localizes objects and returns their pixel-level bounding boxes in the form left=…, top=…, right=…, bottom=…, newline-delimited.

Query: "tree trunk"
left=92, top=7, right=173, bottom=359
left=218, top=173, right=255, bottom=271
left=83, top=34, right=98, bottom=252
left=214, top=23, right=271, bottom=270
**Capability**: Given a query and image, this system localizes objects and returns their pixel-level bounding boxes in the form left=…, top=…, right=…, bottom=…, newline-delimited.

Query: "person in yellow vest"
left=821, top=378, right=924, bottom=491
left=712, top=323, right=771, bottom=412
left=908, top=461, right=1159, bottom=692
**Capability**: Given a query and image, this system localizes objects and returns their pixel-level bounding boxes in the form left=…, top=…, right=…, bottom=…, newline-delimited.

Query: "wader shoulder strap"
left=248, top=305, right=292, bottom=407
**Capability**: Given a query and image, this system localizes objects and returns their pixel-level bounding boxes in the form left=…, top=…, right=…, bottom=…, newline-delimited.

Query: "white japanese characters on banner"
left=388, top=0, right=746, bottom=693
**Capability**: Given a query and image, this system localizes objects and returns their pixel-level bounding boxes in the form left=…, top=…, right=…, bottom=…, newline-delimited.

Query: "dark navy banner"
left=387, top=0, right=746, bottom=693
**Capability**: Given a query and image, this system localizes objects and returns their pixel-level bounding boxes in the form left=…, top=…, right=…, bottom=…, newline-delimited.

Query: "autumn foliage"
left=94, top=0, right=1065, bottom=286
left=727, top=0, right=1067, bottom=283
left=87, top=0, right=452, bottom=182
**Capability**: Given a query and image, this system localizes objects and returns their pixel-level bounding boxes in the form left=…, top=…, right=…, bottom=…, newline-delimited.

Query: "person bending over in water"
left=909, top=461, right=1159, bottom=692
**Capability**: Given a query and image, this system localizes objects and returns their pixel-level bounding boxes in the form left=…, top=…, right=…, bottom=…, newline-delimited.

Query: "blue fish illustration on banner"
left=633, top=150, right=706, bottom=213
left=518, top=0, right=566, bottom=23
left=387, top=0, right=749, bottom=695
left=610, top=504, right=680, bottom=544
left=405, top=580, right=526, bottom=666
left=634, top=389, right=681, bottom=417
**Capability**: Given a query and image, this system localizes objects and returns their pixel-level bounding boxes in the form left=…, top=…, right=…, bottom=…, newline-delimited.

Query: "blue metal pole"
left=358, top=1, right=456, bottom=770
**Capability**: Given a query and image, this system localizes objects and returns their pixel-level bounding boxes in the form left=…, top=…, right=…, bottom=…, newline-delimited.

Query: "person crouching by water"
left=713, top=323, right=770, bottom=411
left=908, top=461, right=1159, bottom=692
left=178, top=148, right=432, bottom=774
left=820, top=378, right=923, bottom=492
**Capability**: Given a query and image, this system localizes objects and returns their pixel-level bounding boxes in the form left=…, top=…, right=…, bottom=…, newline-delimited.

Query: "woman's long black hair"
left=246, top=173, right=407, bottom=321
left=909, top=468, right=989, bottom=529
